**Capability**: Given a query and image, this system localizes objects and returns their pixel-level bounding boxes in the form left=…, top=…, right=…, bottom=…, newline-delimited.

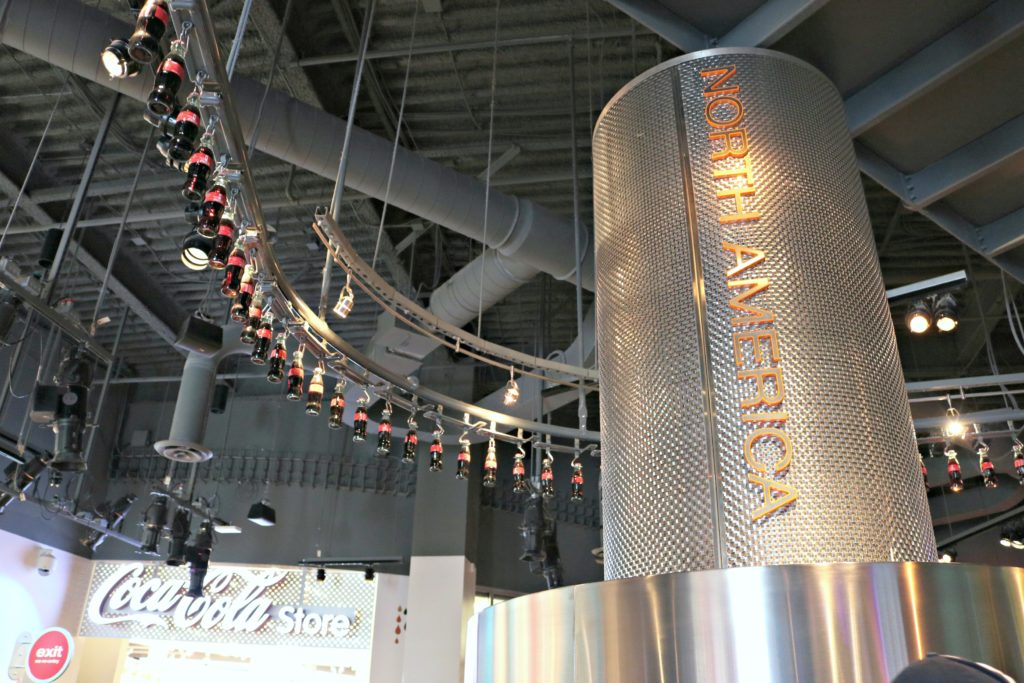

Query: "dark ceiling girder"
left=717, top=0, right=831, bottom=48
left=602, top=0, right=709, bottom=52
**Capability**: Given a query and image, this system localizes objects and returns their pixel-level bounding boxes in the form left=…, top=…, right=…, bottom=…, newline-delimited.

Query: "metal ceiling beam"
left=856, top=144, right=1024, bottom=284
left=602, top=0, right=708, bottom=52
left=845, top=0, right=1024, bottom=136
left=717, top=0, right=831, bottom=47
left=904, top=112, right=1024, bottom=209
left=979, top=207, right=1024, bottom=258
left=914, top=408, right=1024, bottom=431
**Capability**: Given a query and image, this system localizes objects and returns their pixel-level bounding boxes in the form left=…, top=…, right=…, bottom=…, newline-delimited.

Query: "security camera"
left=37, top=548, right=55, bottom=576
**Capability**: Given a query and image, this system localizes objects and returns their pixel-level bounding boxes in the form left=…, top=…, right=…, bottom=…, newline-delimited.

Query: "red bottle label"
left=331, top=396, right=345, bottom=409
left=513, top=462, right=524, bottom=475
left=240, top=282, right=254, bottom=294
left=458, top=449, right=470, bottom=462
left=176, top=109, right=200, bottom=126
left=288, top=367, right=302, bottom=378
left=257, top=327, right=272, bottom=340
left=430, top=443, right=442, bottom=454
left=188, top=151, right=212, bottom=168
left=1016, top=458, right=1024, bottom=468
left=406, top=433, right=418, bottom=445
left=379, top=422, right=392, bottom=434
left=355, top=408, right=367, bottom=420
left=204, top=189, right=226, bottom=205
left=160, top=58, right=185, bottom=80
left=248, top=306, right=262, bottom=319
left=572, top=473, right=583, bottom=484
left=218, top=222, right=235, bottom=237
left=143, top=1, right=170, bottom=24
left=227, top=254, right=245, bottom=268
left=541, top=469, right=553, bottom=481
left=272, top=348, right=287, bottom=360
left=981, top=461, right=994, bottom=471
left=947, top=462, right=961, bottom=473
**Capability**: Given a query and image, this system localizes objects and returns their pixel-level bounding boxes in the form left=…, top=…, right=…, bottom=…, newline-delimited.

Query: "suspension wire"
left=476, top=0, right=502, bottom=337
left=0, top=71, right=71, bottom=253
left=247, top=0, right=294, bottom=158
left=569, top=42, right=586, bottom=436
left=371, top=0, right=420, bottom=272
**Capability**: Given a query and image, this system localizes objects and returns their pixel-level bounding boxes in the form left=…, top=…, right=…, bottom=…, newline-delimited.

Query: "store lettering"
left=87, top=563, right=356, bottom=638
left=702, top=64, right=797, bottom=520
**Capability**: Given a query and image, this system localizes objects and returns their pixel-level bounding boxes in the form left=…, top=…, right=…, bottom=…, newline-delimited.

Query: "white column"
left=401, top=556, right=476, bottom=683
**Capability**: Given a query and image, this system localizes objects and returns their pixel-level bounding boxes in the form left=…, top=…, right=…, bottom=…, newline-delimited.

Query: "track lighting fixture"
left=166, top=507, right=192, bottom=566
left=503, top=367, right=520, bottom=407
left=937, top=548, right=957, bottom=563
left=482, top=437, right=497, bottom=487
left=139, top=494, right=169, bottom=554
left=905, top=299, right=931, bottom=334
left=933, top=293, right=958, bottom=332
left=80, top=494, right=138, bottom=552
left=945, top=447, right=964, bottom=493
left=246, top=499, right=276, bottom=527
left=1013, top=527, right=1024, bottom=551
left=186, top=521, right=213, bottom=598
left=147, top=39, right=187, bottom=116
left=180, top=231, right=214, bottom=271
left=942, top=405, right=967, bottom=440
left=377, top=403, right=393, bottom=455
left=333, top=274, right=356, bottom=320
left=128, top=0, right=170, bottom=64
left=328, top=378, right=347, bottom=429
left=101, top=39, right=140, bottom=79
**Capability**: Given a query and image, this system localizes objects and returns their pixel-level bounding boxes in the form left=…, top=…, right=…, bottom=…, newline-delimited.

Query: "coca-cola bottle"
left=230, top=265, right=254, bottom=322
left=570, top=460, right=584, bottom=502
left=403, top=419, right=418, bottom=463
left=482, top=438, right=497, bottom=488
left=456, top=439, right=471, bottom=480
left=328, top=380, right=346, bottom=429
left=128, top=0, right=169, bottom=64
left=1015, top=441, right=1024, bottom=486
left=240, top=289, right=263, bottom=344
left=306, top=367, right=324, bottom=416
left=168, top=98, right=201, bottom=163
left=377, top=408, right=392, bottom=456
left=251, top=312, right=273, bottom=364
left=197, top=183, right=227, bottom=237
left=979, top=444, right=998, bottom=489
left=182, top=145, right=214, bottom=201
left=946, top=448, right=964, bottom=493
left=221, top=242, right=245, bottom=297
left=920, top=455, right=929, bottom=490
left=147, top=40, right=186, bottom=116
left=512, top=451, right=526, bottom=494
left=266, top=333, right=287, bottom=383
left=540, top=456, right=555, bottom=498
left=429, top=431, right=443, bottom=472
left=285, top=349, right=304, bottom=401
left=208, top=213, right=236, bottom=269
left=353, top=398, right=368, bottom=442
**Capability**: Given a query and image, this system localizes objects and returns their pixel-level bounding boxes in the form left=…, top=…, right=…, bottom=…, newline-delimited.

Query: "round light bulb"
left=935, top=315, right=957, bottom=332
left=908, top=312, right=930, bottom=334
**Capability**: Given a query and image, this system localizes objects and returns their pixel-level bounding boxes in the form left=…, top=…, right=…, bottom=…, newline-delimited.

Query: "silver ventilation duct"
left=0, top=0, right=595, bottom=293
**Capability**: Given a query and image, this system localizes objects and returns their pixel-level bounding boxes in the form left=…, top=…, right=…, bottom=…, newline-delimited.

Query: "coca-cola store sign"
left=79, top=562, right=376, bottom=649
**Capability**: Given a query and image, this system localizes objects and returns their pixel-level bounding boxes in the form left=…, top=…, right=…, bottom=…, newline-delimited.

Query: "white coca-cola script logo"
left=87, top=563, right=354, bottom=637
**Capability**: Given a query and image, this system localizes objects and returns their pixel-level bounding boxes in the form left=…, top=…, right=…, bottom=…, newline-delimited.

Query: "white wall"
left=0, top=528, right=91, bottom=680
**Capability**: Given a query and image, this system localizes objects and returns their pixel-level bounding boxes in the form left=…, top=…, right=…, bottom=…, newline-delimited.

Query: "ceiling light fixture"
left=905, top=299, right=931, bottom=334
left=938, top=548, right=957, bottom=563
left=503, top=367, right=520, bottom=407
left=180, top=231, right=214, bottom=271
left=933, top=293, right=958, bottom=332
left=333, top=274, right=355, bottom=319
left=942, top=405, right=967, bottom=440
left=1000, top=526, right=1014, bottom=548
left=139, top=494, right=169, bottom=555
left=101, top=39, right=139, bottom=79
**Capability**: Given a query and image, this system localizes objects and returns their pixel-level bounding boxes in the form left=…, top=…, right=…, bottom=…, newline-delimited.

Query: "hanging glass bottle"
left=403, top=418, right=418, bottom=464
left=353, top=392, right=369, bottom=442
left=182, top=143, right=214, bottom=201
left=978, top=443, right=998, bottom=489
left=429, top=423, right=444, bottom=473
left=328, top=378, right=347, bottom=429
left=482, top=437, right=497, bottom=488
left=129, top=0, right=170, bottom=63
left=230, top=264, right=254, bottom=322
left=377, top=404, right=393, bottom=456
left=208, top=212, right=236, bottom=269
left=168, top=91, right=202, bottom=163
left=266, top=333, right=288, bottom=383
left=945, top=447, right=964, bottom=493
left=512, top=445, right=527, bottom=494
left=570, top=457, right=584, bottom=503
left=1015, top=440, right=1024, bottom=486
left=306, top=365, right=325, bottom=416
left=197, top=182, right=227, bottom=237
left=285, top=346, right=304, bottom=401
left=919, top=453, right=929, bottom=491
left=251, top=311, right=273, bottom=365
left=147, top=38, right=186, bottom=116
left=220, top=240, right=246, bottom=297
left=240, top=288, right=263, bottom=344
left=456, top=436, right=471, bottom=480
left=540, top=451, right=555, bottom=498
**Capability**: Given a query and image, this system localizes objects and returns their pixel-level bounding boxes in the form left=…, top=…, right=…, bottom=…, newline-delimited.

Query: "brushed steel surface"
left=476, top=562, right=1024, bottom=683
left=592, top=48, right=936, bottom=579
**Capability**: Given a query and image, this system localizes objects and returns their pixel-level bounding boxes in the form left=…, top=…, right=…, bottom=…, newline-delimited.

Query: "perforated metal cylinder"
left=593, top=48, right=936, bottom=580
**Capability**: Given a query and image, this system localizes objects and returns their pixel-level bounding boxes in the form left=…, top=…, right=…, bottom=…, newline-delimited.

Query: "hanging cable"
left=247, top=0, right=294, bottom=158
left=371, top=0, right=420, bottom=272
left=476, top=0, right=502, bottom=336
left=568, top=42, right=586, bottom=435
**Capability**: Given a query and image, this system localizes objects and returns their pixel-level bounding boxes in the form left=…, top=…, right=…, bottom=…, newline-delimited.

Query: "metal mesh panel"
left=593, top=49, right=936, bottom=579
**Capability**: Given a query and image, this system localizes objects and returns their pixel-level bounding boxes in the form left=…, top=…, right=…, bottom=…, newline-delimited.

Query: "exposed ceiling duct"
left=0, top=0, right=595, bottom=293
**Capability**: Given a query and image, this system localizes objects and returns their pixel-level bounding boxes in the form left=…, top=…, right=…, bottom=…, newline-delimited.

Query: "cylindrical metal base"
left=476, top=563, right=1024, bottom=682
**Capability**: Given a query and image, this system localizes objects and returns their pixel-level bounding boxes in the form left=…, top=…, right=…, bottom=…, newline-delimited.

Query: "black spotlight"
left=38, top=228, right=62, bottom=268
left=934, top=293, right=959, bottom=333
left=81, top=494, right=138, bottom=552
left=186, top=521, right=214, bottom=598
left=364, top=566, right=375, bottom=582
left=1000, top=526, right=1014, bottom=548
left=166, top=507, right=192, bottom=566
left=316, top=567, right=326, bottom=582
left=139, top=494, right=169, bottom=554
left=101, top=38, right=140, bottom=79
left=181, top=230, right=215, bottom=271
left=246, top=499, right=276, bottom=527
left=938, top=547, right=958, bottom=563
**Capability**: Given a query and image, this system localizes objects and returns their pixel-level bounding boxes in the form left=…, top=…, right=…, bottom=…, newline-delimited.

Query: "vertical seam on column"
left=670, top=67, right=727, bottom=570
